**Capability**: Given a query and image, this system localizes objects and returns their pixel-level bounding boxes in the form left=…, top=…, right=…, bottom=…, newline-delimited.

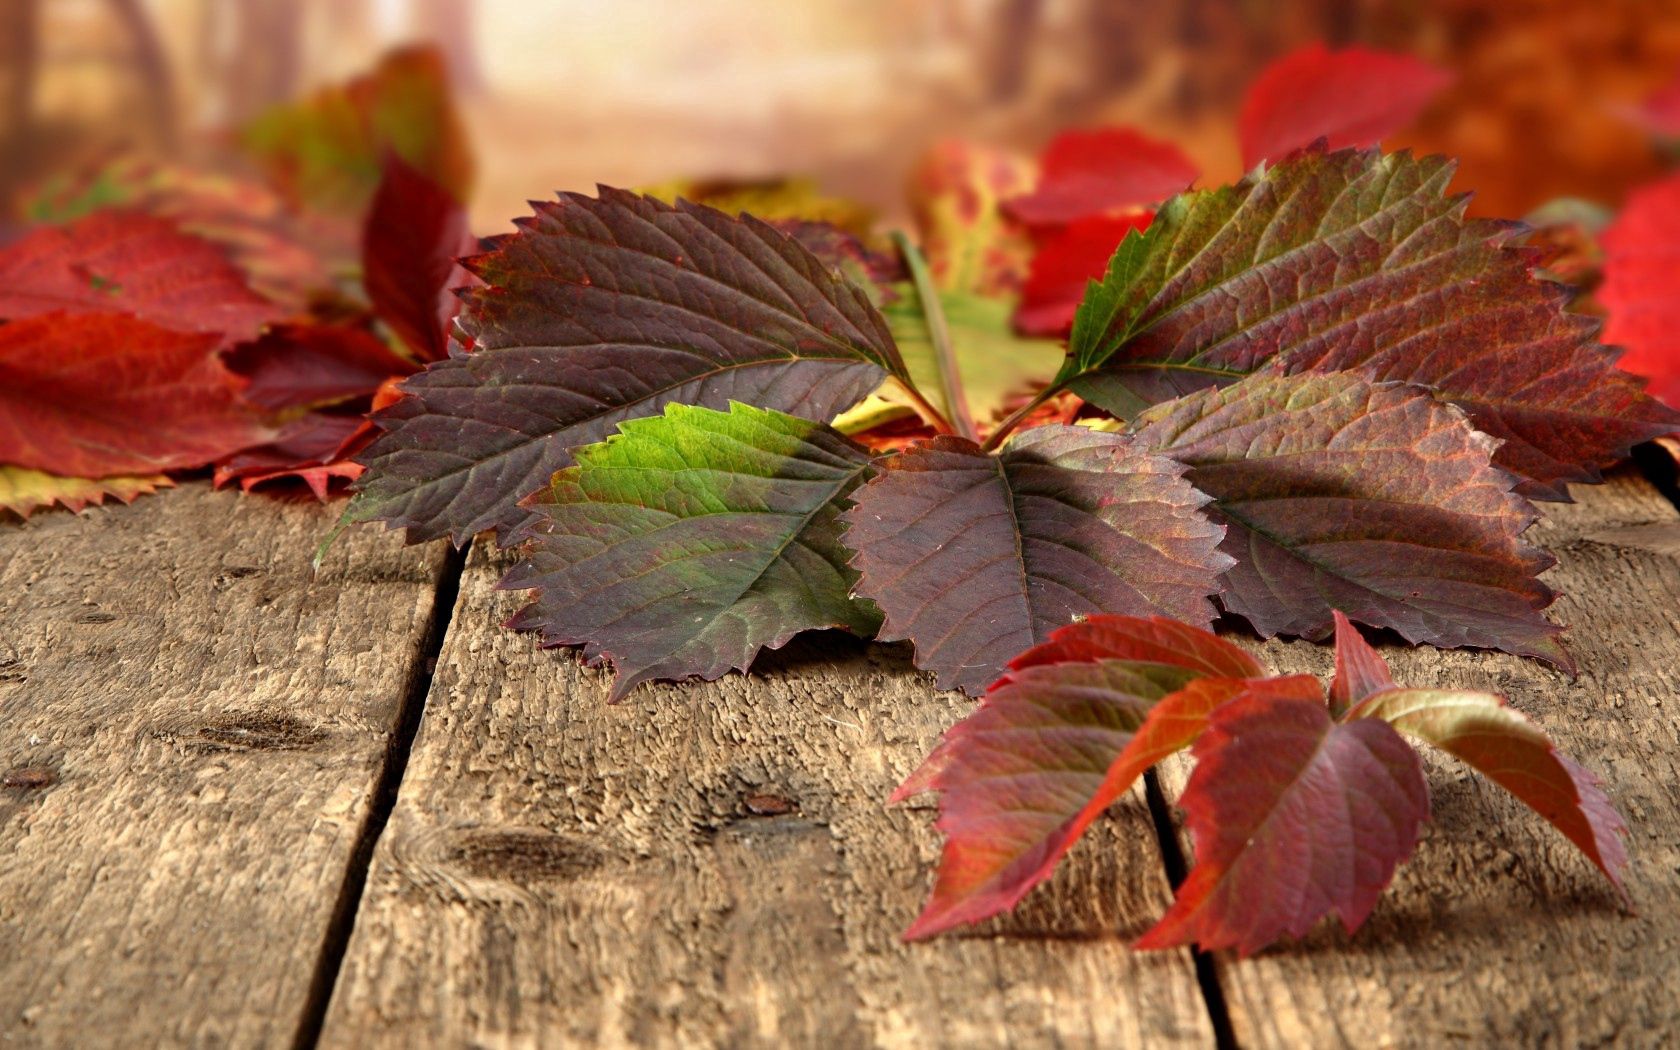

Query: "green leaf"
left=503, top=402, right=879, bottom=700
left=883, top=285, right=1064, bottom=428
left=1062, top=147, right=1679, bottom=497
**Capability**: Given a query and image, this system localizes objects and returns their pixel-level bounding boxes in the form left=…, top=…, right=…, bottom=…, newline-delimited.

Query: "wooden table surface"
left=2, top=466, right=1676, bottom=1049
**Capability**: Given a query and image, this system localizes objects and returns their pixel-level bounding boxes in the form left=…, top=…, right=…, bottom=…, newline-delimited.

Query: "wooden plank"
left=320, top=555, right=1216, bottom=1046
left=0, top=485, right=453, bottom=1047
left=1161, top=470, right=1680, bottom=1047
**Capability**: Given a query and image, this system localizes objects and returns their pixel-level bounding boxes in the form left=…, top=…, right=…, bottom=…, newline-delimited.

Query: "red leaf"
left=898, top=667, right=1319, bottom=940
left=225, top=323, right=419, bottom=411
left=1628, top=70, right=1680, bottom=138
left=0, top=312, right=273, bottom=476
left=213, top=413, right=368, bottom=501
left=1005, top=128, right=1198, bottom=227
left=1135, top=691, right=1429, bottom=956
left=1017, top=214, right=1153, bottom=337
left=1329, top=609, right=1396, bottom=714
left=0, top=210, right=281, bottom=342
left=1006, top=613, right=1264, bottom=678
left=362, top=154, right=477, bottom=362
left=1598, top=172, right=1680, bottom=411
left=907, top=140, right=1036, bottom=296
left=1238, top=45, right=1451, bottom=168
left=1346, top=693, right=1629, bottom=893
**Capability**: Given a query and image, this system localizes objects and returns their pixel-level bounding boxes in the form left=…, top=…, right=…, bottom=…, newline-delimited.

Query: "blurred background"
left=4, top=0, right=1680, bottom=231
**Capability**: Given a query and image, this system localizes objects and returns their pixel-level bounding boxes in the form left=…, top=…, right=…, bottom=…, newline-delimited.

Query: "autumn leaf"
left=842, top=426, right=1230, bottom=695
left=1131, top=371, right=1570, bottom=669
left=1017, top=214, right=1152, bottom=337
left=212, top=413, right=367, bottom=501
left=1064, top=147, right=1679, bottom=497
left=0, top=210, right=281, bottom=342
left=0, top=313, right=273, bottom=477
left=895, top=615, right=1290, bottom=939
left=362, top=154, right=477, bottom=362
left=1626, top=68, right=1680, bottom=138
left=639, top=175, right=876, bottom=237
left=240, top=45, right=474, bottom=218
left=225, top=323, right=418, bottom=412
left=1238, top=44, right=1451, bottom=168
left=1134, top=689, right=1430, bottom=957
left=908, top=140, right=1036, bottom=297
left=349, top=188, right=905, bottom=544
left=1337, top=616, right=1629, bottom=892
left=0, top=465, right=172, bottom=520
left=1597, top=172, right=1680, bottom=411
left=503, top=402, right=879, bottom=700
left=1005, top=127, right=1197, bottom=227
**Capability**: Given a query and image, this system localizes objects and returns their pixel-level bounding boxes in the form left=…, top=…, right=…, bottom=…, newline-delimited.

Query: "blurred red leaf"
left=363, top=155, right=477, bottom=362
left=1017, top=214, right=1152, bottom=336
left=213, top=413, right=367, bottom=500
left=1239, top=45, right=1452, bottom=168
left=1135, top=690, right=1429, bottom=956
left=1629, top=69, right=1680, bottom=137
left=1597, top=172, right=1680, bottom=411
left=0, top=312, right=272, bottom=476
left=0, top=211, right=281, bottom=342
left=225, top=322, right=418, bottom=411
left=1005, top=128, right=1197, bottom=227
left=907, top=140, right=1036, bottom=297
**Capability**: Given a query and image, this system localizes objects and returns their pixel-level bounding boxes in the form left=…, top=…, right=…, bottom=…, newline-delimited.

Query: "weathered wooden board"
left=319, top=556, right=1215, bottom=1046
left=1162, top=470, right=1680, bottom=1048
left=0, top=486, right=453, bottom=1047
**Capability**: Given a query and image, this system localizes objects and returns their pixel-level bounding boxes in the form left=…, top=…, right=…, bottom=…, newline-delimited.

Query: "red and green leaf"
left=1238, top=44, right=1451, bottom=168
left=349, top=188, right=906, bottom=545
left=1337, top=618, right=1628, bottom=891
left=503, top=403, right=879, bottom=700
left=0, top=210, right=281, bottom=342
left=907, top=140, right=1036, bottom=297
left=1017, top=214, right=1153, bottom=337
left=1131, top=371, right=1570, bottom=669
left=1135, top=690, right=1430, bottom=956
left=1005, top=127, right=1197, bottom=227
left=842, top=427, right=1230, bottom=695
left=1064, top=147, right=1679, bottom=497
left=0, top=312, right=273, bottom=476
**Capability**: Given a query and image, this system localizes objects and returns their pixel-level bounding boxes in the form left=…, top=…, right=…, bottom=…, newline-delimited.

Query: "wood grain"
left=319, top=550, right=1215, bottom=1048
left=1157, top=470, right=1680, bottom=1048
left=0, top=485, right=452, bottom=1048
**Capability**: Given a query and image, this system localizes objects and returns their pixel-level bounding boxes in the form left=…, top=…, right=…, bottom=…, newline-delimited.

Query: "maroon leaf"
left=1005, top=128, right=1198, bottom=227
left=1238, top=44, right=1451, bottom=167
left=1338, top=618, right=1628, bottom=893
left=225, top=322, right=418, bottom=411
left=842, top=426, right=1230, bottom=695
left=362, top=154, right=477, bottom=362
left=0, top=210, right=281, bottom=341
left=1131, top=371, right=1571, bottom=669
left=1066, top=147, right=1679, bottom=497
left=350, top=188, right=905, bottom=544
left=1328, top=609, right=1396, bottom=714
left=1135, top=689, right=1429, bottom=956
left=213, top=413, right=366, bottom=500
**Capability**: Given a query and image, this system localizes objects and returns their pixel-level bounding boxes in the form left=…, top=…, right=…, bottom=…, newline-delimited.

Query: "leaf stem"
left=981, top=382, right=1064, bottom=452
left=893, top=230, right=978, bottom=442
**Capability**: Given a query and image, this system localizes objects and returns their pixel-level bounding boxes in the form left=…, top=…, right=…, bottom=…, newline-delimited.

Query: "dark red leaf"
left=350, top=188, right=904, bottom=545
left=0, top=210, right=281, bottom=342
left=213, top=413, right=366, bottom=500
left=1132, top=371, right=1571, bottom=670
left=362, top=154, right=477, bottom=362
left=842, top=427, right=1231, bottom=695
left=1017, top=214, right=1153, bottom=337
left=1006, top=613, right=1265, bottom=678
left=1238, top=44, right=1451, bottom=168
left=1597, top=172, right=1680, bottom=411
left=0, top=312, right=273, bottom=476
left=225, top=323, right=418, bottom=411
left=1135, top=690, right=1429, bottom=956
left=1005, top=128, right=1198, bottom=226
